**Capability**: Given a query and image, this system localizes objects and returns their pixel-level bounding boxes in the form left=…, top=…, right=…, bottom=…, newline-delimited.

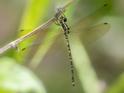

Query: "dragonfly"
left=18, top=3, right=110, bottom=87
left=54, top=8, right=75, bottom=86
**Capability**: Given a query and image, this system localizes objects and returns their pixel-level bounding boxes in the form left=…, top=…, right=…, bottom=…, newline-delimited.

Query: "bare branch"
left=0, top=0, right=74, bottom=54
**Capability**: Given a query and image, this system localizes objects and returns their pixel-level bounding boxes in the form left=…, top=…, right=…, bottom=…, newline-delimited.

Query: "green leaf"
left=106, top=73, right=124, bottom=93
left=0, top=57, right=46, bottom=93
left=70, top=35, right=101, bottom=93
left=15, top=0, right=50, bottom=62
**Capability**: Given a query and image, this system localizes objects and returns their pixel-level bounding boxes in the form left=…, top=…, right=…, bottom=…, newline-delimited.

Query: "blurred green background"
left=0, top=0, right=124, bottom=93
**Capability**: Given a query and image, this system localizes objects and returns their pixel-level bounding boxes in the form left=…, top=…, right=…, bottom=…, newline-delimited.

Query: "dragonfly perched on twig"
left=18, top=3, right=110, bottom=86
left=19, top=21, right=110, bottom=87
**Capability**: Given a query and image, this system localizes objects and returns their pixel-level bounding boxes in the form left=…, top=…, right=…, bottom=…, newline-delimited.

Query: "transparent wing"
left=20, top=22, right=110, bottom=51
left=72, top=22, right=111, bottom=45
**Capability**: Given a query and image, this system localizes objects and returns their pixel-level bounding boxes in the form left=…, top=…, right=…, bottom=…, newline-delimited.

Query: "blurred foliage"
left=106, top=73, right=124, bottom=93
left=0, top=57, right=46, bottom=93
left=0, top=0, right=124, bottom=93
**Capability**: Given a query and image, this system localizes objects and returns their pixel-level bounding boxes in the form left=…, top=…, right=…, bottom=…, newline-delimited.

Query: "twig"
left=0, top=0, right=74, bottom=54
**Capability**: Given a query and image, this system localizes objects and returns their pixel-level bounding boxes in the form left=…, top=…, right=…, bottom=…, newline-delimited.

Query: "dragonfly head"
left=63, top=17, right=67, bottom=22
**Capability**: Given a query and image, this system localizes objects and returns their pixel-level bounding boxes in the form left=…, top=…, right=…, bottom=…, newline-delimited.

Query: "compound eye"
left=63, top=17, right=67, bottom=22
